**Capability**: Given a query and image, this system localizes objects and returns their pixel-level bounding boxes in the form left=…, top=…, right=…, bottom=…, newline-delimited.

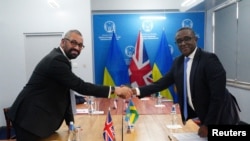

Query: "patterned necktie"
left=183, top=57, right=190, bottom=120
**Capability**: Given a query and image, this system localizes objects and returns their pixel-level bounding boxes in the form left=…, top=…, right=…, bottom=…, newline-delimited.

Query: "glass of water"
left=88, top=96, right=95, bottom=114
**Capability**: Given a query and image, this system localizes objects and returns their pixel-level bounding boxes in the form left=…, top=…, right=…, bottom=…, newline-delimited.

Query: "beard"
left=65, top=49, right=80, bottom=59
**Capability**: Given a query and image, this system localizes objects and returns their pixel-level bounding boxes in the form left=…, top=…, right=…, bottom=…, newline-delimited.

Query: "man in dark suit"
left=132, top=27, right=240, bottom=137
left=8, top=29, right=132, bottom=141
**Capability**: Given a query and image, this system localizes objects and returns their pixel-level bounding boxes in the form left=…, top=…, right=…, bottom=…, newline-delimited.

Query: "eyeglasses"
left=64, top=38, right=85, bottom=48
left=175, top=36, right=193, bottom=44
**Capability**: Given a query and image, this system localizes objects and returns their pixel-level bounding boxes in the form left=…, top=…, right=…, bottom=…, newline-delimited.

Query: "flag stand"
left=126, top=121, right=131, bottom=134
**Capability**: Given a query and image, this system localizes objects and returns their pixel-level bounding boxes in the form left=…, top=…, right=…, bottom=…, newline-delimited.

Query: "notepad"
left=76, top=108, right=88, bottom=113
left=154, top=104, right=166, bottom=107
left=92, top=111, right=104, bottom=114
left=140, top=97, right=150, bottom=101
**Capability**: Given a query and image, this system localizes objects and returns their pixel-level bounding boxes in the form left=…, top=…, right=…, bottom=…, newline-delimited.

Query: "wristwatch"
left=111, top=86, right=115, bottom=94
left=132, top=88, right=137, bottom=95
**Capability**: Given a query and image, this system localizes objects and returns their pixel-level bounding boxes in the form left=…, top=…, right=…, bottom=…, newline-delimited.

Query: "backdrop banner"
left=93, top=12, right=204, bottom=84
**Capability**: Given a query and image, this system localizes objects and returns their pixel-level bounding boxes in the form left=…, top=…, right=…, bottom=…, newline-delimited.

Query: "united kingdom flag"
left=103, top=110, right=116, bottom=141
left=129, top=31, right=153, bottom=87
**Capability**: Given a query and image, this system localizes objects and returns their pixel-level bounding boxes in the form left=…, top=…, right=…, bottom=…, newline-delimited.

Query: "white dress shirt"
left=186, top=47, right=198, bottom=111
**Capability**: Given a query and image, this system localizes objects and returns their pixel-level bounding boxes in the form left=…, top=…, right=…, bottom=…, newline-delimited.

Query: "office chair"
left=3, top=107, right=15, bottom=139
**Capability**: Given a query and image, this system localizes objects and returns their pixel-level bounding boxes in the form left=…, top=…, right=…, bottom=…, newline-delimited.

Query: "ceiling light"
left=48, top=0, right=60, bottom=8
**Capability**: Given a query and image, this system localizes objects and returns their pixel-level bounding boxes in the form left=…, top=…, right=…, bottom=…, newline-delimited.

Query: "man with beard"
left=8, top=29, right=132, bottom=141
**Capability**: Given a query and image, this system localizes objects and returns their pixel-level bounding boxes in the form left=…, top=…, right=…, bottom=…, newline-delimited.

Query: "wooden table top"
left=39, top=114, right=198, bottom=141
left=3, top=97, right=197, bottom=141
left=39, top=97, right=195, bottom=141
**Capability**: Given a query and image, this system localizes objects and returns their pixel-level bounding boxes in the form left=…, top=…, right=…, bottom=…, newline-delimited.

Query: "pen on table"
left=168, top=135, right=172, bottom=141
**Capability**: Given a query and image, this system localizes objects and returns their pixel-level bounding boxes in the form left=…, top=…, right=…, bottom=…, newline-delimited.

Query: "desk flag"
left=125, top=99, right=139, bottom=124
left=103, top=109, right=116, bottom=141
left=103, top=32, right=130, bottom=98
left=152, top=30, right=178, bottom=103
left=129, top=31, right=153, bottom=87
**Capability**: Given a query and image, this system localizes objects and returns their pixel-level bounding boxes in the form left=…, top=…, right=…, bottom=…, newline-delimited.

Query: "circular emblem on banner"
left=104, top=21, right=116, bottom=33
left=125, top=45, right=135, bottom=58
left=142, top=20, right=154, bottom=32
left=182, top=19, right=193, bottom=28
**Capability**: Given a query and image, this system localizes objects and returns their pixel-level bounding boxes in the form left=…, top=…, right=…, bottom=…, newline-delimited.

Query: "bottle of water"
left=68, top=121, right=77, bottom=141
left=171, top=104, right=177, bottom=126
left=156, top=92, right=162, bottom=105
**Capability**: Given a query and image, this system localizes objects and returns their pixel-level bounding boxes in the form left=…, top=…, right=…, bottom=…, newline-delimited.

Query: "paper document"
left=140, top=97, right=150, bottom=101
left=166, top=124, right=182, bottom=129
left=76, top=108, right=88, bottom=113
left=154, top=104, right=165, bottom=107
left=92, top=111, right=104, bottom=114
left=172, top=132, right=208, bottom=141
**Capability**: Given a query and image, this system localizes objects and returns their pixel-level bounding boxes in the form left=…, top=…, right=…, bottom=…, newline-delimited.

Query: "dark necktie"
left=69, top=61, right=76, bottom=114
left=183, top=57, right=190, bottom=120
left=70, top=90, right=76, bottom=114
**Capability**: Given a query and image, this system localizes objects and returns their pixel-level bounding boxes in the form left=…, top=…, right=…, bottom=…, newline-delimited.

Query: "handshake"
left=113, top=86, right=137, bottom=99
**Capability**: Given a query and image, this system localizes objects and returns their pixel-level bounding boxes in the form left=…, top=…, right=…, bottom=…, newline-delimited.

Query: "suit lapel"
left=56, top=47, right=72, bottom=70
left=189, top=48, right=202, bottom=98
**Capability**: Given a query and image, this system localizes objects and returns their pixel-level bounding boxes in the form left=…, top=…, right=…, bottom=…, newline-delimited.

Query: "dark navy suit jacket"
left=139, top=48, right=240, bottom=125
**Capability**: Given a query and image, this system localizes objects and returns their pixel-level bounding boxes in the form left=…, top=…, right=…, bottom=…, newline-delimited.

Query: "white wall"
left=1, top=0, right=249, bottom=126
left=205, top=1, right=250, bottom=124
left=91, top=0, right=181, bottom=11
left=0, top=0, right=182, bottom=127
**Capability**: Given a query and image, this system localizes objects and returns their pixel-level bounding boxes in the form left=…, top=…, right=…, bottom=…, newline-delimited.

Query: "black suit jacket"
left=139, top=48, right=240, bottom=125
left=8, top=48, right=110, bottom=137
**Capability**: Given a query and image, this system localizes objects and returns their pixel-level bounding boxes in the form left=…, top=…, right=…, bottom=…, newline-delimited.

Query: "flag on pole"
left=129, top=31, right=153, bottom=87
left=125, top=99, right=139, bottom=124
left=103, top=32, right=130, bottom=98
left=103, top=110, right=116, bottom=141
left=152, top=30, right=178, bottom=103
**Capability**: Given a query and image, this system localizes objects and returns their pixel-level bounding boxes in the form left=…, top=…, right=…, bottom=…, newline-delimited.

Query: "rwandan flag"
left=152, top=30, right=178, bottom=103
left=103, top=32, right=130, bottom=98
left=125, top=99, right=139, bottom=124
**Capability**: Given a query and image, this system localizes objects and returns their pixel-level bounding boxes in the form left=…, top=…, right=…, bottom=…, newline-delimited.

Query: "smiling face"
left=60, top=30, right=84, bottom=59
left=175, top=28, right=197, bottom=57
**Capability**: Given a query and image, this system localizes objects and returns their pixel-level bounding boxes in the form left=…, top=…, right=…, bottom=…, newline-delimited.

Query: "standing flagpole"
left=103, top=107, right=116, bottom=141
left=103, top=32, right=130, bottom=98
left=129, top=31, right=153, bottom=87
left=125, top=99, right=139, bottom=134
left=127, top=120, right=131, bottom=134
left=125, top=100, right=132, bottom=134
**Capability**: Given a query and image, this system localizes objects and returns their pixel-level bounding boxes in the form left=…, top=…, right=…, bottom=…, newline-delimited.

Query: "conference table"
left=38, top=96, right=199, bottom=141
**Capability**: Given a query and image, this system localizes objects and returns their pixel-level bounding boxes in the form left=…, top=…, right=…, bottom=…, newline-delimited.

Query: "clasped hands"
left=114, top=86, right=137, bottom=99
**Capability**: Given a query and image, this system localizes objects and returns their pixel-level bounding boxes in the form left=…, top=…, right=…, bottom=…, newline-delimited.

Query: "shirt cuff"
left=108, top=86, right=116, bottom=98
left=135, top=88, right=140, bottom=96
